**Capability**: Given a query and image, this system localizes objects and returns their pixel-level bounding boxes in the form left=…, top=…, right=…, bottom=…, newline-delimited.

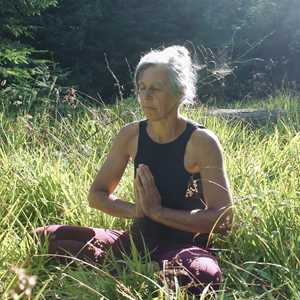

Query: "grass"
left=0, top=92, right=299, bottom=299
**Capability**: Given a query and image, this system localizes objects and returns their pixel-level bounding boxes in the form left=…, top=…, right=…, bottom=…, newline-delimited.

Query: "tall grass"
left=0, top=93, right=299, bottom=299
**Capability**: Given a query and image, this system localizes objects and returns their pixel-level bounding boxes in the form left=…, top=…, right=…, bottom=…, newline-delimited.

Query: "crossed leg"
left=153, top=243, right=222, bottom=294
left=33, top=225, right=222, bottom=295
left=33, top=225, right=125, bottom=263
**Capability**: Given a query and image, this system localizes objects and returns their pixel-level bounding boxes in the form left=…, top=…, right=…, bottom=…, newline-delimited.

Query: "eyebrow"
left=138, top=80, right=165, bottom=87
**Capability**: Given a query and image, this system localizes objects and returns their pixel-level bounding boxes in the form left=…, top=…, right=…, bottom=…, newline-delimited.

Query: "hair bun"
left=164, top=45, right=190, bottom=59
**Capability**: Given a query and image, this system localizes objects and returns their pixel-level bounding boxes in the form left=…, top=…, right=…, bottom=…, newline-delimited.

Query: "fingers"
left=134, top=175, right=143, bottom=195
left=137, top=164, right=154, bottom=188
left=141, top=164, right=154, bottom=180
left=134, top=175, right=147, bottom=215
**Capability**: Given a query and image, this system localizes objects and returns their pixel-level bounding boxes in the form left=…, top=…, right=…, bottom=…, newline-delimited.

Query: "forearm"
left=150, top=206, right=232, bottom=234
left=88, top=190, right=138, bottom=219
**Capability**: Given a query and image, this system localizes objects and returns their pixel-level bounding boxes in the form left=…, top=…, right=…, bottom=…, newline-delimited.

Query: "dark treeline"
left=1, top=0, right=300, bottom=104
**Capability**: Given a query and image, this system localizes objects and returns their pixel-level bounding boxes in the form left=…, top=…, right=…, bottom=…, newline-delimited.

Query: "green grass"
left=0, top=93, right=299, bottom=299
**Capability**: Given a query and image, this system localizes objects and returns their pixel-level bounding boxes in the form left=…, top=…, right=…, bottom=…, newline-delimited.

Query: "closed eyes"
left=139, top=86, right=162, bottom=92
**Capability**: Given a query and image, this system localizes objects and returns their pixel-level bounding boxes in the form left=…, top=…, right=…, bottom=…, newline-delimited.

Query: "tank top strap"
left=138, top=119, right=205, bottom=146
left=177, top=119, right=206, bottom=148
left=136, top=119, right=150, bottom=150
left=139, top=119, right=147, bottom=136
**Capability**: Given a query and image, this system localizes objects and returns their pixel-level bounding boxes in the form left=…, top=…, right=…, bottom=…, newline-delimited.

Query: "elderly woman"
left=34, top=45, right=233, bottom=294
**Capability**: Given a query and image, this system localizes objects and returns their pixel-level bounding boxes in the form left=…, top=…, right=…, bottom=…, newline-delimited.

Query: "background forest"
left=1, top=0, right=300, bottom=104
left=1, top=1, right=299, bottom=300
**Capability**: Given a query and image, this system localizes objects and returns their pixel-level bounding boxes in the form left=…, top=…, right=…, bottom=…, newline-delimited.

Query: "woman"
left=34, top=45, right=233, bottom=294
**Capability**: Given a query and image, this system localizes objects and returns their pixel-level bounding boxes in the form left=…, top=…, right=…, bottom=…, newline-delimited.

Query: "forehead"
left=138, top=65, right=169, bottom=85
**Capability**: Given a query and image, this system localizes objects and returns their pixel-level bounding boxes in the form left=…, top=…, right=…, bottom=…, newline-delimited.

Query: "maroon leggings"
left=33, top=224, right=222, bottom=294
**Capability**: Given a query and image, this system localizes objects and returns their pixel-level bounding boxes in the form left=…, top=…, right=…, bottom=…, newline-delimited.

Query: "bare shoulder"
left=116, top=121, right=139, bottom=159
left=189, top=127, right=224, bottom=167
left=117, top=121, right=139, bottom=140
left=190, top=127, right=222, bottom=149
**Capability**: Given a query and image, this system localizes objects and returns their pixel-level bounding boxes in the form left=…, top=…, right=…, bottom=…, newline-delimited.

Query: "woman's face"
left=137, top=65, right=181, bottom=121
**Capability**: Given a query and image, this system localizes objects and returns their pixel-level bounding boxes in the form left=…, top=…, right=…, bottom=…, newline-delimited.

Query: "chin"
left=143, top=110, right=165, bottom=121
left=143, top=111, right=156, bottom=119
left=146, top=115, right=164, bottom=122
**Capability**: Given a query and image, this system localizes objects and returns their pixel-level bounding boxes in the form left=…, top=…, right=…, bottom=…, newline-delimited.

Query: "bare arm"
left=88, top=123, right=142, bottom=219
left=136, top=129, right=233, bottom=233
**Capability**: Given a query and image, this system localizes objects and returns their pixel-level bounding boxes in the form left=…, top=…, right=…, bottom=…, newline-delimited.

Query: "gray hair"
left=134, top=45, right=197, bottom=104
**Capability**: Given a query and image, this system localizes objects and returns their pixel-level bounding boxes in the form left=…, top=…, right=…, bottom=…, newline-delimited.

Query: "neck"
left=147, top=111, right=186, bottom=143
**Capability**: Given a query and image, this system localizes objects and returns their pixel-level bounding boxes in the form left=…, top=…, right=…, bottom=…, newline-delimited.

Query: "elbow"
left=87, top=187, right=109, bottom=210
left=88, top=188, right=105, bottom=209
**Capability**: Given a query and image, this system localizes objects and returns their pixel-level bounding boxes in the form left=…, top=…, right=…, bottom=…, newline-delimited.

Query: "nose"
left=139, top=89, right=154, bottom=102
left=141, top=88, right=153, bottom=97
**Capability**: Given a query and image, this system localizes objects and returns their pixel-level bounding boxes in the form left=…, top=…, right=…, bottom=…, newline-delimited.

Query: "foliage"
left=31, top=0, right=300, bottom=102
left=1, top=1, right=299, bottom=103
left=0, top=0, right=58, bottom=89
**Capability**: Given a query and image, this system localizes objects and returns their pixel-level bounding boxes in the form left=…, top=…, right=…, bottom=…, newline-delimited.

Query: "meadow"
left=0, top=93, right=299, bottom=299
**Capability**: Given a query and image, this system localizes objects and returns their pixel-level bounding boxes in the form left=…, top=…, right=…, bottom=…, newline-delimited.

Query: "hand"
left=135, top=164, right=162, bottom=219
left=134, top=180, right=145, bottom=218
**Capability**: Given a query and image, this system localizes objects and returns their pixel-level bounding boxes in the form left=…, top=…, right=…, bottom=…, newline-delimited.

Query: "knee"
left=32, top=225, right=60, bottom=235
left=31, top=225, right=60, bottom=243
left=189, top=256, right=222, bottom=287
left=160, top=256, right=222, bottom=295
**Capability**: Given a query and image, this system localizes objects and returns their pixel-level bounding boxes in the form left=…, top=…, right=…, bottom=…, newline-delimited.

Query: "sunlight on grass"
left=0, top=94, right=299, bottom=299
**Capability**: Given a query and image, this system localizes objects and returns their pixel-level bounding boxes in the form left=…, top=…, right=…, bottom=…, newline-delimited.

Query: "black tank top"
left=133, top=119, right=209, bottom=246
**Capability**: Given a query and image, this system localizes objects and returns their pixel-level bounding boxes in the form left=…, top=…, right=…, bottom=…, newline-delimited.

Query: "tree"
left=25, top=0, right=300, bottom=101
left=0, top=0, right=57, bottom=86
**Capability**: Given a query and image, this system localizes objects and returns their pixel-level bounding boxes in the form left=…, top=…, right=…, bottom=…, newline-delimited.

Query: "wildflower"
left=63, top=88, right=77, bottom=106
left=9, top=267, right=37, bottom=299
